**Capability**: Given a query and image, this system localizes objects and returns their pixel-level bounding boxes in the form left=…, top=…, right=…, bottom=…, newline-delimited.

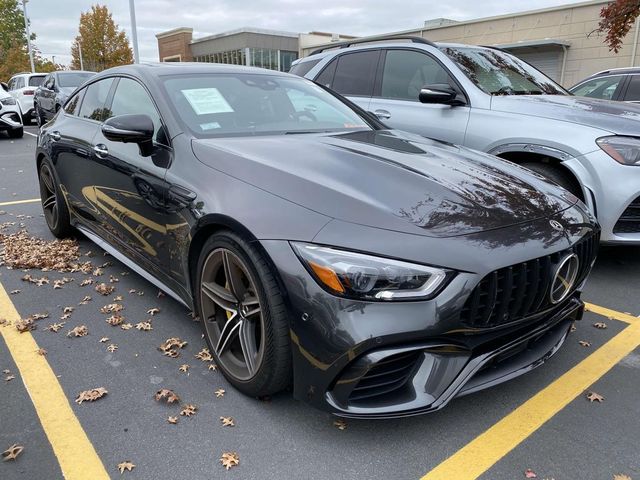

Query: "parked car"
left=33, top=70, right=95, bottom=126
left=7, top=72, right=46, bottom=123
left=0, top=83, right=23, bottom=138
left=569, top=67, right=640, bottom=103
left=36, top=63, right=598, bottom=417
left=292, top=36, right=640, bottom=245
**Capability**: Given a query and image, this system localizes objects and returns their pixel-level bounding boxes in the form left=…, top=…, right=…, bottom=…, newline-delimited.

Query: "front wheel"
left=38, top=159, right=73, bottom=238
left=195, top=231, right=291, bottom=397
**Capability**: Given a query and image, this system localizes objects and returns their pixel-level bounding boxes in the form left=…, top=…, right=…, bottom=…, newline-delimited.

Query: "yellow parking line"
left=421, top=311, right=640, bottom=480
left=585, top=302, right=638, bottom=324
left=0, top=284, right=109, bottom=479
left=0, top=198, right=40, bottom=207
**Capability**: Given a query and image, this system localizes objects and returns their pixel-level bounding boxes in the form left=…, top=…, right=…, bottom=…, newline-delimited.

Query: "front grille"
left=613, top=197, right=640, bottom=234
left=348, top=351, right=420, bottom=403
left=461, top=232, right=598, bottom=328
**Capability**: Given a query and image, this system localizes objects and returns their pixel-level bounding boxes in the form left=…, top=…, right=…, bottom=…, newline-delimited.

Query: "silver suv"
left=292, top=37, right=640, bottom=245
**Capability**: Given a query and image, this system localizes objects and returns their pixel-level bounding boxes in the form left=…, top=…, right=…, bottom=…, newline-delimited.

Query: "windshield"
left=58, top=72, right=94, bottom=88
left=441, top=46, right=567, bottom=96
left=162, top=73, right=371, bottom=138
left=29, top=75, right=45, bottom=87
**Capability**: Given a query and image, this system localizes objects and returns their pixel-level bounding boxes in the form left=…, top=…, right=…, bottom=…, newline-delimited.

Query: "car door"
left=86, top=76, right=175, bottom=278
left=39, top=74, right=54, bottom=116
left=367, top=48, right=470, bottom=144
left=313, top=50, right=380, bottom=112
left=621, top=74, right=640, bottom=103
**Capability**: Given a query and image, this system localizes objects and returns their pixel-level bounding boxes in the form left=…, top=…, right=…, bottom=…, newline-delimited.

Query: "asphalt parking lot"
left=0, top=127, right=639, bottom=480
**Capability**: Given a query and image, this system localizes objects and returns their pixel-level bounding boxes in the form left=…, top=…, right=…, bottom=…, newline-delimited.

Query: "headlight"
left=0, top=97, right=16, bottom=106
left=291, top=243, right=450, bottom=301
left=597, top=136, right=640, bottom=166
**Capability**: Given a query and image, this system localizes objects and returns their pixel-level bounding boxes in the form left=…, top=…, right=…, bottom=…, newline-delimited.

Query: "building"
left=156, top=27, right=355, bottom=72
left=300, top=0, right=640, bottom=87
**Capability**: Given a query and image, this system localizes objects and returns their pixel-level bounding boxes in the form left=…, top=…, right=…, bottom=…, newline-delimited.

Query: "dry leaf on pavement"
left=120, top=323, right=133, bottom=330
left=208, top=364, right=217, bottom=371
left=155, top=388, right=180, bottom=404
left=9, top=289, right=20, bottom=295
left=95, top=283, right=115, bottom=296
left=75, top=387, right=108, bottom=404
left=36, top=348, right=47, bottom=356
left=195, top=348, right=213, bottom=362
left=167, top=416, right=178, bottom=424
left=5, top=374, right=15, bottom=381
left=220, top=416, right=235, bottom=427
left=99, top=337, right=110, bottom=343
left=179, top=364, right=189, bottom=373
left=15, top=319, right=35, bottom=333
left=146, top=308, right=160, bottom=316
left=67, top=325, right=88, bottom=337
left=2, top=444, right=24, bottom=461
left=215, top=389, right=225, bottom=398
left=107, top=344, right=118, bottom=353
left=63, top=306, right=74, bottom=314
left=180, top=404, right=198, bottom=417
left=333, top=419, right=347, bottom=430
left=524, top=469, right=537, bottom=478
left=586, top=391, right=604, bottom=403
left=106, top=314, right=125, bottom=326
left=117, top=461, right=135, bottom=474
left=80, top=278, right=94, bottom=286
left=46, top=322, right=65, bottom=333
left=100, top=303, right=123, bottom=314
left=578, top=340, right=591, bottom=347
left=220, top=452, right=239, bottom=470
left=613, top=474, right=632, bottom=480
left=135, top=321, right=152, bottom=331
left=593, top=322, right=607, bottom=329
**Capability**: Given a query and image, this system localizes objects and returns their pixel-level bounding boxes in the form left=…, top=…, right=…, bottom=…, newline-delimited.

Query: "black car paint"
left=37, top=64, right=599, bottom=417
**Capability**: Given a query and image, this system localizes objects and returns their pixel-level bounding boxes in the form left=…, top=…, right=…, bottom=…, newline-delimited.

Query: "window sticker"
left=200, top=122, right=221, bottom=131
left=181, top=88, right=234, bottom=115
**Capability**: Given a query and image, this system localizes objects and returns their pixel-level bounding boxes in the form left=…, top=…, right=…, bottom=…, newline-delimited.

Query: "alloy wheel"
left=200, top=248, right=265, bottom=381
left=39, top=163, right=59, bottom=230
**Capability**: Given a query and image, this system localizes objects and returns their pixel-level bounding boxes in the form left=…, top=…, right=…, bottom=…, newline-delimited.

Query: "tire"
left=35, top=104, right=44, bottom=127
left=38, top=158, right=73, bottom=238
left=195, top=231, right=291, bottom=397
left=521, top=161, right=583, bottom=201
left=8, top=127, right=23, bottom=139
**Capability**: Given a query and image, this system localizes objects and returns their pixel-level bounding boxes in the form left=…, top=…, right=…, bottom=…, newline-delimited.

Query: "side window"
left=623, top=75, right=640, bottom=102
left=8, top=78, right=15, bottom=90
left=15, top=77, right=25, bottom=90
left=571, top=77, right=623, bottom=100
left=289, top=58, right=321, bottom=76
left=315, top=58, right=337, bottom=88
left=331, top=51, right=379, bottom=97
left=381, top=50, right=453, bottom=101
left=110, top=78, right=167, bottom=145
left=64, top=89, right=85, bottom=116
left=79, top=78, right=114, bottom=122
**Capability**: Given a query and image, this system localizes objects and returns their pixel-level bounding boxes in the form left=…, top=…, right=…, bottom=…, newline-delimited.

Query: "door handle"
left=50, top=131, right=61, bottom=141
left=93, top=144, right=109, bottom=158
left=373, top=109, right=391, bottom=120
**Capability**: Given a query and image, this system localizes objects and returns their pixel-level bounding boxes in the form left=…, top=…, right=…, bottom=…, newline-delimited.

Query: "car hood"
left=192, top=130, right=576, bottom=238
left=491, top=94, right=640, bottom=136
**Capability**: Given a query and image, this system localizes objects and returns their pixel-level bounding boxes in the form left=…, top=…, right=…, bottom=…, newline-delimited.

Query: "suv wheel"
left=195, top=231, right=291, bottom=397
left=522, top=162, right=583, bottom=201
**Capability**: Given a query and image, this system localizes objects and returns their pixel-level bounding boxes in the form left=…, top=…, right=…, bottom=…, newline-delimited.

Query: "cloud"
left=26, top=0, right=586, bottom=65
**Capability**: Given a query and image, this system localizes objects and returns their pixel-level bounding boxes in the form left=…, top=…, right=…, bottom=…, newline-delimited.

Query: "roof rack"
left=309, top=35, right=435, bottom=56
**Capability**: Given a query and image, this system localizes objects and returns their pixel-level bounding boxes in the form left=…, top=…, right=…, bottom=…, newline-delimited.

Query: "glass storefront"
left=195, top=48, right=297, bottom=72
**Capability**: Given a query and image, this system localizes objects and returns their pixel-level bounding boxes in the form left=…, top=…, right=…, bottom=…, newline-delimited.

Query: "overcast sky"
left=26, top=0, right=588, bottom=65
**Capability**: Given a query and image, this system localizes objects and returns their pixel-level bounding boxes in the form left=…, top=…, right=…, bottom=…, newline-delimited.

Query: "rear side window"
left=571, top=76, right=623, bottom=100
left=79, top=78, right=114, bottom=122
left=64, top=89, right=85, bottom=116
left=331, top=50, right=379, bottom=97
left=289, top=59, right=320, bottom=76
left=315, top=59, right=337, bottom=87
left=381, top=50, right=453, bottom=101
left=13, top=77, right=25, bottom=89
left=29, top=76, right=45, bottom=87
left=624, top=75, right=640, bottom=102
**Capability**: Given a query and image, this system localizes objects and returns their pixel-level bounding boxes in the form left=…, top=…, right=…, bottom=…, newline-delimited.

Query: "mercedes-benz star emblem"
left=550, top=254, right=580, bottom=304
left=549, top=220, right=564, bottom=231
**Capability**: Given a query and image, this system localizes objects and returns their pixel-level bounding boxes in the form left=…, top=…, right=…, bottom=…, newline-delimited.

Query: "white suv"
left=0, top=84, right=23, bottom=138
left=7, top=72, right=46, bottom=123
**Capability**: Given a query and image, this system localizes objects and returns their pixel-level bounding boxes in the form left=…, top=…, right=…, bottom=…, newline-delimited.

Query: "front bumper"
left=0, top=110, right=22, bottom=129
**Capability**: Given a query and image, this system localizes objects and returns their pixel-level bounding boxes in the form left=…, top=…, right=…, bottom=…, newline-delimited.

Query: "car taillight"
left=23, top=90, right=35, bottom=95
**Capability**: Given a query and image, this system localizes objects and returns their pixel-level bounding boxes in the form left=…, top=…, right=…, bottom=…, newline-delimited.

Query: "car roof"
left=96, top=62, right=292, bottom=79
left=586, top=67, right=640, bottom=78
left=55, top=70, right=95, bottom=75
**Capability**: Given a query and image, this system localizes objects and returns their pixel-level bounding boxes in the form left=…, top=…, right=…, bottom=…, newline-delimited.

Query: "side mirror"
left=0, top=82, right=8, bottom=92
left=102, top=114, right=154, bottom=157
left=419, top=84, right=465, bottom=106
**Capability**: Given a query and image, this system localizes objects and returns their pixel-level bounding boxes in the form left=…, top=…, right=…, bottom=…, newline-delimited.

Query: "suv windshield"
left=441, top=46, right=566, bottom=96
left=162, top=73, right=371, bottom=138
left=58, top=72, right=94, bottom=88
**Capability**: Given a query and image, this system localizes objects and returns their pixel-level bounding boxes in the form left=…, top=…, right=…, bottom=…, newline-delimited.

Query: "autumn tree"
left=597, top=0, right=640, bottom=52
left=70, top=4, right=133, bottom=72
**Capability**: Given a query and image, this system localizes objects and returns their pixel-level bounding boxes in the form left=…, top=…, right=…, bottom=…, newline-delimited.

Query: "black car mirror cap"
left=102, top=114, right=155, bottom=157
left=419, top=84, right=466, bottom=106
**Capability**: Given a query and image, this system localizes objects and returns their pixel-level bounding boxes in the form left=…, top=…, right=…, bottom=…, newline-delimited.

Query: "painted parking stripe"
left=0, top=198, right=40, bottom=207
left=0, top=284, right=110, bottom=479
left=585, top=302, right=638, bottom=324
left=421, top=306, right=640, bottom=480
left=23, top=130, right=38, bottom=137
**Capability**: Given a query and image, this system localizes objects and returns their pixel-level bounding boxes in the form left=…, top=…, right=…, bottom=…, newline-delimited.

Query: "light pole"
left=22, top=0, right=35, bottom=73
left=78, top=43, right=84, bottom=70
left=128, top=0, right=139, bottom=63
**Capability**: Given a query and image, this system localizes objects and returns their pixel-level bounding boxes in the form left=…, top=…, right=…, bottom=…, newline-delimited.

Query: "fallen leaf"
left=99, top=337, right=110, bottom=343
left=100, top=303, right=123, bottom=314
left=613, top=474, right=633, bottom=480
left=578, top=340, right=591, bottom=347
left=195, top=348, right=213, bottom=362
left=215, top=389, right=225, bottom=398
left=117, top=461, right=135, bottom=474
left=333, top=419, right=347, bottom=430
left=75, top=387, right=108, bottom=404
left=570, top=322, right=577, bottom=332
left=163, top=349, right=179, bottom=358
left=36, top=348, right=47, bottom=356
left=106, top=314, right=125, bottom=326
left=107, top=344, right=118, bottom=353
left=135, top=321, right=152, bottom=331
left=208, top=364, right=217, bottom=371
left=95, top=283, right=115, bottom=296
left=5, top=374, right=15, bottom=381
left=46, top=322, right=65, bottom=333
left=167, top=416, right=178, bottom=424
left=147, top=308, right=160, bottom=316
left=67, top=325, right=88, bottom=337
left=155, top=388, right=180, bottom=404
left=93, top=267, right=104, bottom=276
left=180, top=404, right=197, bottom=417
left=120, top=323, right=133, bottom=330
left=593, top=322, right=607, bottom=329
left=4, top=233, right=80, bottom=271
left=524, top=469, right=537, bottom=478
left=63, top=306, right=75, bottom=314
left=128, top=289, right=137, bottom=294
left=179, top=364, right=189, bottom=373
left=157, top=290, right=166, bottom=298
left=2, top=444, right=24, bottom=461
left=80, top=278, right=94, bottom=286
left=158, top=337, right=187, bottom=357
left=219, top=452, right=239, bottom=470
left=113, top=295, right=123, bottom=301
left=586, top=391, right=604, bottom=403
left=29, top=312, right=49, bottom=321
left=220, top=416, right=235, bottom=427
left=109, top=275, right=119, bottom=283
left=15, top=318, right=35, bottom=333
left=9, top=289, right=20, bottom=295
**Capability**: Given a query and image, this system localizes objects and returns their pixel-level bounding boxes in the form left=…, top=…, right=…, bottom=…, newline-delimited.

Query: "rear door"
left=367, top=48, right=470, bottom=144
left=312, top=50, right=380, bottom=112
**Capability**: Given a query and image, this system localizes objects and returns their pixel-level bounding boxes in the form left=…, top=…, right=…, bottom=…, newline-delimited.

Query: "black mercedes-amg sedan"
left=36, top=63, right=599, bottom=418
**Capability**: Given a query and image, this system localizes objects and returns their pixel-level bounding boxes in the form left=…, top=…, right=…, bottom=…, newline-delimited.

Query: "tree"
left=0, top=0, right=27, bottom=55
left=70, top=4, right=133, bottom=72
left=597, top=0, right=640, bottom=53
